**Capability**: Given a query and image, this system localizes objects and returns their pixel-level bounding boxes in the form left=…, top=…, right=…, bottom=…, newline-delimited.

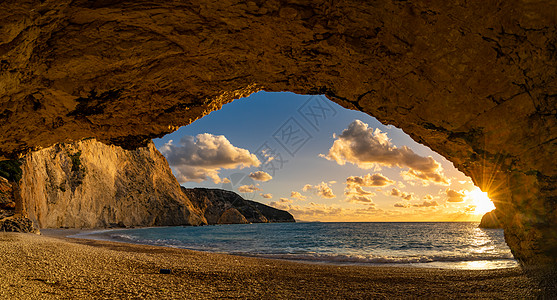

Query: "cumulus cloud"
left=394, top=202, right=409, bottom=208
left=249, top=171, right=273, bottom=182
left=446, top=188, right=466, bottom=202
left=238, top=184, right=261, bottom=193
left=344, top=175, right=384, bottom=205
left=270, top=201, right=343, bottom=217
left=345, top=173, right=394, bottom=188
left=290, top=191, right=307, bottom=201
left=394, top=199, right=438, bottom=208
left=400, top=170, right=448, bottom=186
left=413, top=200, right=439, bottom=207
left=349, top=186, right=375, bottom=196
left=260, top=193, right=273, bottom=199
left=270, top=201, right=384, bottom=221
left=276, top=198, right=293, bottom=204
left=321, top=120, right=449, bottom=185
left=303, top=182, right=336, bottom=199
left=389, top=188, right=415, bottom=201
left=160, top=134, right=260, bottom=183
left=346, top=194, right=375, bottom=204
left=391, top=188, right=402, bottom=197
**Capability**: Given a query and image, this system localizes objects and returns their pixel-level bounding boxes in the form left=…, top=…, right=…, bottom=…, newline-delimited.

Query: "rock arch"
left=0, top=1, right=555, bottom=267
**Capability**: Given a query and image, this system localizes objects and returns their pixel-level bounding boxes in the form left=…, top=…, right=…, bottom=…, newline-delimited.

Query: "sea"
left=74, top=222, right=518, bottom=270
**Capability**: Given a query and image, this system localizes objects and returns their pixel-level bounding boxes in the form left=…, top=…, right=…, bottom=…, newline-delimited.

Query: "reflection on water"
left=422, top=259, right=518, bottom=270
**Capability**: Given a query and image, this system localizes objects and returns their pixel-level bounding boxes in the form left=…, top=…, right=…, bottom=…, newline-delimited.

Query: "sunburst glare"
left=466, top=187, right=496, bottom=215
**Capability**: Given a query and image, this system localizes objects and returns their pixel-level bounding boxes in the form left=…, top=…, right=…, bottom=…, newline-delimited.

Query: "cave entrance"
left=154, top=91, right=494, bottom=223
left=148, top=91, right=514, bottom=269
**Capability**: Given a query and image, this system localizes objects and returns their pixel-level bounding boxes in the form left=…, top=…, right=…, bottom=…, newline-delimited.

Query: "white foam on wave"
left=236, top=252, right=516, bottom=265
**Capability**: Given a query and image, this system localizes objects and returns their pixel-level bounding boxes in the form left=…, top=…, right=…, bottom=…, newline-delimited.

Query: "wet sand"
left=0, top=232, right=540, bottom=299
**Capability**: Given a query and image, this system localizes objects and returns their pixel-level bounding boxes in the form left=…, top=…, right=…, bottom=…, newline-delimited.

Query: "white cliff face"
left=20, top=139, right=206, bottom=228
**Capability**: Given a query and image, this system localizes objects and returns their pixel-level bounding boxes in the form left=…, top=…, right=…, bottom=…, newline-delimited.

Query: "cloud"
left=345, top=173, right=394, bottom=188
left=346, top=195, right=375, bottom=204
left=321, top=120, right=449, bottom=185
left=160, top=134, right=260, bottom=183
left=413, top=200, right=439, bottom=207
left=389, top=188, right=415, bottom=201
left=402, top=193, right=414, bottom=201
left=344, top=175, right=382, bottom=205
left=349, top=186, right=375, bottom=196
left=269, top=198, right=295, bottom=208
left=238, top=184, right=261, bottom=193
left=400, top=170, right=448, bottom=186
left=391, top=188, right=402, bottom=197
left=290, top=191, right=307, bottom=201
left=303, top=182, right=336, bottom=199
left=446, top=188, right=466, bottom=202
left=249, top=171, right=273, bottom=182
left=260, top=193, right=273, bottom=199
left=270, top=201, right=343, bottom=218
left=394, top=198, right=438, bottom=208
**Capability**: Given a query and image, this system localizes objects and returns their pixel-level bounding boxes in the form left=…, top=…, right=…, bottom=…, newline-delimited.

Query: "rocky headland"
left=479, top=210, right=503, bottom=229
left=182, top=187, right=295, bottom=225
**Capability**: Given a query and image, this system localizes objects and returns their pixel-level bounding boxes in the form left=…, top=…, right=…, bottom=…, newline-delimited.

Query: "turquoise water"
left=79, top=222, right=518, bottom=270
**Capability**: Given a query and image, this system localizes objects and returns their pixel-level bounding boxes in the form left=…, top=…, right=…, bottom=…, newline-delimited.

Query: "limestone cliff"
left=20, top=139, right=206, bottom=228
left=182, top=187, right=295, bottom=225
left=0, top=0, right=555, bottom=266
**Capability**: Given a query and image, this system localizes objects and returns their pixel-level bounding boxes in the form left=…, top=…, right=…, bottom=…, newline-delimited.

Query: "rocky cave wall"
left=0, top=1, right=555, bottom=266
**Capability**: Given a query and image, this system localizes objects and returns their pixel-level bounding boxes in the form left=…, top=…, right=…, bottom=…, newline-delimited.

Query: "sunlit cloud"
left=160, top=134, right=260, bottom=183
left=389, top=187, right=415, bottom=201
left=270, top=201, right=382, bottom=222
left=260, top=193, right=273, bottom=199
left=303, top=182, right=336, bottom=199
left=290, top=191, right=307, bottom=201
left=413, top=200, right=439, bottom=207
left=346, top=194, right=375, bottom=204
left=238, top=184, right=261, bottom=193
left=249, top=171, right=273, bottom=182
left=394, top=198, right=438, bottom=208
left=345, top=173, right=394, bottom=188
left=394, top=202, right=409, bottom=208
left=446, top=188, right=466, bottom=202
left=270, top=201, right=343, bottom=217
left=321, top=120, right=449, bottom=185
left=344, top=175, right=384, bottom=205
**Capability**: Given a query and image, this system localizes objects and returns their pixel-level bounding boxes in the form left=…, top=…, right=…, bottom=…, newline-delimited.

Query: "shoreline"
left=43, top=227, right=518, bottom=271
left=1, top=231, right=542, bottom=299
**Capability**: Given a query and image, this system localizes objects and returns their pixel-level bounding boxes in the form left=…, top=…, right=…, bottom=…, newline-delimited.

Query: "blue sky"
left=153, top=92, right=492, bottom=222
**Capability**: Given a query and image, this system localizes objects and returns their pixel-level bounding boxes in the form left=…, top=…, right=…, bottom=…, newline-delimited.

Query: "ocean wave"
left=235, top=252, right=515, bottom=265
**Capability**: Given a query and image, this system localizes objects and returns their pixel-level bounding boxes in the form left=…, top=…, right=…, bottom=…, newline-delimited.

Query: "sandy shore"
left=0, top=232, right=542, bottom=299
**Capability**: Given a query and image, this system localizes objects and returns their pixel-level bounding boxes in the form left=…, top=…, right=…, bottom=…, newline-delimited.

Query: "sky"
left=153, top=91, right=495, bottom=222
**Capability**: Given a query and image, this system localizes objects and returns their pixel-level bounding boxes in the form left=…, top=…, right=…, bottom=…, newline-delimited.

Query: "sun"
left=467, top=187, right=496, bottom=215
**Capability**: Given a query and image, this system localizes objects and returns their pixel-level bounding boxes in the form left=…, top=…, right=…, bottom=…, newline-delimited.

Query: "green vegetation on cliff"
left=0, top=160, right=22, bottom=182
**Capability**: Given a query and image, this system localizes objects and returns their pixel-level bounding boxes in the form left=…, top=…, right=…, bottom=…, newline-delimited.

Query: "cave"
left=0, top=1, right=555, bottom=268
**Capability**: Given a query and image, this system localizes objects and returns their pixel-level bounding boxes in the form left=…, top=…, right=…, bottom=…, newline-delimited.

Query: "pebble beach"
left=0, top=232, right=541, bottom=299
